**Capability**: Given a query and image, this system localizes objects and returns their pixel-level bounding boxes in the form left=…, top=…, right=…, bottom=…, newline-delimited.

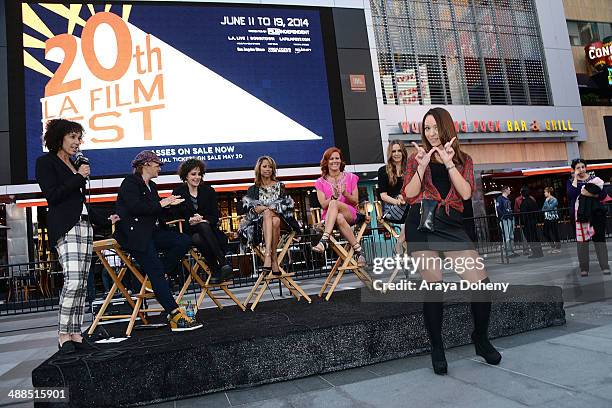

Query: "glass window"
left=525, top=59, right=548, bottom=105
left=485, top=58, right=507, bottom=104
left=567, top=20, right=612, bottom=46
left=598, top=22, right=612, bottom=41
left=464, top=56, right=487, bottom=104
left=567, top=21, right=580, bottom=46
left=372, top=0, right=551, bottom=106
left=578, top=21, right=597, bottom=45
left=505, top=59, right=527, bottom=104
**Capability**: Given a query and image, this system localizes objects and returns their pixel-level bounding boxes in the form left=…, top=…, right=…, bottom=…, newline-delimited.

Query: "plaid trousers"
left=55, top=220, right=93, bottom=334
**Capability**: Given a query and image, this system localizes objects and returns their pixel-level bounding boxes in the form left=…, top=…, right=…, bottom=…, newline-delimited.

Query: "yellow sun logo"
left=22, top=3, right=133, bottom=78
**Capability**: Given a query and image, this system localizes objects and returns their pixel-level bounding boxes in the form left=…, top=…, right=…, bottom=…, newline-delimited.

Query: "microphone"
left=74, top=151, right=90, bottom=169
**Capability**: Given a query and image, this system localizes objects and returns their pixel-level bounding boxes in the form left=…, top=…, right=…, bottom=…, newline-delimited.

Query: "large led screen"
left=19, top=3, right=336, bottom=179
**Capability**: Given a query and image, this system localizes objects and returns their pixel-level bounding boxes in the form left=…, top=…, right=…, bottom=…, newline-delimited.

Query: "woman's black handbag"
left=383, top=204, right=408, bottom=224
left=418, top=198, right=438, bottom=232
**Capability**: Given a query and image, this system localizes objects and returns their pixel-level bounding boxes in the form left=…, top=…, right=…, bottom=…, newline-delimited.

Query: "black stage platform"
left=33, top=286, right=565, bottom=407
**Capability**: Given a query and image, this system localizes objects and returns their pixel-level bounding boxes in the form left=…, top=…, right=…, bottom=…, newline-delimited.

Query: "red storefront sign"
left=398, top=119, right=574, bottom=134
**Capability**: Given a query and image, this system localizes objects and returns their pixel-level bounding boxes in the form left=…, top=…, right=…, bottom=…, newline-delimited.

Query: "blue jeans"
left=130, top=229, right=191, bottom=313
left=499, top=218, right=515, bottom=254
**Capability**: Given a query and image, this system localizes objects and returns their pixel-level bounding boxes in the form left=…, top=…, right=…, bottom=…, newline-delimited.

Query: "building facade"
left=563, top=0, right=612, bottom=161
left=368, top=0, right=585, bottom=215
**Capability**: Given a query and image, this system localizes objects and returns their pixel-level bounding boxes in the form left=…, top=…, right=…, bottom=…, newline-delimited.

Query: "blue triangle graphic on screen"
left=41, top=15, right=322, bottom=151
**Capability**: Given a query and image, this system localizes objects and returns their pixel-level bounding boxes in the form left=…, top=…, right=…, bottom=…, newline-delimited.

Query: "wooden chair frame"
left=374, top=201, right=405, bottom=289
left=176, top=251, right=246, bottom=311
left=88, top=237, right=163, bottom=337
left=314, top=203, right=373, bottom=301
left=243, top=230, right=312, bottom=311
left=171, top=220, right=245, bottom=311
left=375, top=201, right=401, bottom=239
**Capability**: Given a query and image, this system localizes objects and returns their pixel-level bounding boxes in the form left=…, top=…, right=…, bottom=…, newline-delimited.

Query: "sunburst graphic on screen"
left=22, top=3, right=132, bottom=77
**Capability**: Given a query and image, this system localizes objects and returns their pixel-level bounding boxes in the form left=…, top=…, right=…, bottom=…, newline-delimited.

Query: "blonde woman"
left=378, top=140, right=408, bottom=254
left=239, top=156, right=301, bottom=275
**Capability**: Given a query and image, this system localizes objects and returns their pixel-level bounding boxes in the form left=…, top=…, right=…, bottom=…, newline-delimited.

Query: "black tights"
left=422, top=278, right=494, bottom=350
left=422, top=285, right=445, bottom=352
left=191, top=223, right=227, bottom=270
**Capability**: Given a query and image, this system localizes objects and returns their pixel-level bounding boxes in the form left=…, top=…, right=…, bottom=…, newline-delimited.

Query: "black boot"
left=423, top=288, right=447, bottom=375
left=220, top=263, right=234, bottom=281
left=470, top=278, right=502, bottom=365
left=208, top=266, right=224, bottom=285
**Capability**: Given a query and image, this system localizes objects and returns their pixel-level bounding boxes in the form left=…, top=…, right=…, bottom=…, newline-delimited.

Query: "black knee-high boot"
left=423, top=284, right=447, bottom=375
left=470, top=278, right=502, bottom=365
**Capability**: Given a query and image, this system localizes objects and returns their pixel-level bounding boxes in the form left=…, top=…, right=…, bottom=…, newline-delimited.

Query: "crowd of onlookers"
left=494, top=159, right=610, bottom=276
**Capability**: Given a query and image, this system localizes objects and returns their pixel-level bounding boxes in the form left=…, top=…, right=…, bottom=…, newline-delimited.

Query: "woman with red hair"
left=313, top=147, right=365, bottom=267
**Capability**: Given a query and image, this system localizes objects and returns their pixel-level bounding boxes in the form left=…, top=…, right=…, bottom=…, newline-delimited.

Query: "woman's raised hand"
left=160, top=195, right=184, bottom=207
left=435, top=137, right=457, bottom=165
left=411, top=142, right=435, bottom=167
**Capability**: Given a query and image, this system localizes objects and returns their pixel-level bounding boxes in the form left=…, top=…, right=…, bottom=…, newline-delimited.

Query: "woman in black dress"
left=402, top=107, right=501, bottom=374
left=378, top=140, right=408, bottom=255
left=172, top=159, right=232, bottom=284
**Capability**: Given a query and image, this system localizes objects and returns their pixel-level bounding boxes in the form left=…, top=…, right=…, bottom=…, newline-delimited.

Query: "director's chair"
left=312, top=202, right=373, bottom=301
left=88, top=235, right=164, bottom=337
left=374, top=201, right=405, bottom=290
left=243, top=229, right=312, bottom=311
left=169, top=220, right=246, bottom=311
left=375, top=201, right=401, bottom=240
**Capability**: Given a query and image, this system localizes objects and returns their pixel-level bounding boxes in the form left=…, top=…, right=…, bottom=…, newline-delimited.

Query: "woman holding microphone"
left=36, top=119, right=117, bottom=353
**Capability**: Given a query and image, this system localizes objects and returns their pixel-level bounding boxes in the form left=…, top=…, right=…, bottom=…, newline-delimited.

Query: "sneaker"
left=168, top=310, right=203, bottom=332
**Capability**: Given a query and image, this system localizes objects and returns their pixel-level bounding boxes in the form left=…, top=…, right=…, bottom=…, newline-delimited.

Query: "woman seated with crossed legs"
left=240, top=156, right=301, bottom=275
left=172, top=159, right=232, bottom=284
left=312, top=147, right=365, bottom=267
